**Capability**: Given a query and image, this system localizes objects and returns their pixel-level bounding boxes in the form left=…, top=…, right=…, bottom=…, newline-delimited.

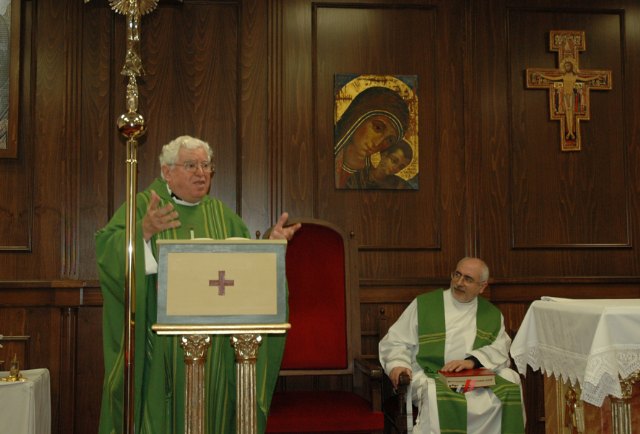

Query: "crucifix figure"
left=209, top=270, right=235, bottom=296
left=526, top=30, right=612, bottom=151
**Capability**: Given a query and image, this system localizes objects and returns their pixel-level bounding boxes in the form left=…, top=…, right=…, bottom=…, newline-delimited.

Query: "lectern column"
left=231, top=334, right=262, bottom=434
left=180, top=334, right=212, bottom=434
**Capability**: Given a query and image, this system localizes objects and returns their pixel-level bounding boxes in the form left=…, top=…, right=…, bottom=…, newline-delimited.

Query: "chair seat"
left=266, top=390, right=385, bottom=433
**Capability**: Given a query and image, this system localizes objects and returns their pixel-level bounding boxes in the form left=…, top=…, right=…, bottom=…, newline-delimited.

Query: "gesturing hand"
left=268, top=212, right=301, bottom=241
left=142, top=190, right=181, bottom=240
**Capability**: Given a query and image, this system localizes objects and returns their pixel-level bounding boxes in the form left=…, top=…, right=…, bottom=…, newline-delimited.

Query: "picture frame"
left=0, top=0, right=20, bottom=159
left=333, top=73, right=419, bottom=190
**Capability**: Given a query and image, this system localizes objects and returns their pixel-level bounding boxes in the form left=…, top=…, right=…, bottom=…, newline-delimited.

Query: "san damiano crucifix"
left=526, top=30, right=612, bottom=151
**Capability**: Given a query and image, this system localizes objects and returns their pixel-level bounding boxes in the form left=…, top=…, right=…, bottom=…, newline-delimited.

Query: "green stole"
left=415, top=289, right=524, bottom=434
left=97, top=178, right=285, bottom=434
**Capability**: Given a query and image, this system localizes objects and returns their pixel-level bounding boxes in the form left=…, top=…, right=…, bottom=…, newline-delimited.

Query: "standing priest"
left=379, top=257, right=525, bottom=433
left=96, top=135, right=300, bottom=434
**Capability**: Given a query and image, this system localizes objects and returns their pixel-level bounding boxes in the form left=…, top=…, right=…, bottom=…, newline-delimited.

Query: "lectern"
left=152, top=238, right=290, bottom=434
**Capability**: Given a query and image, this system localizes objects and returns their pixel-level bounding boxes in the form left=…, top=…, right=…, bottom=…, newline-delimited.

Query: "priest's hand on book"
left=437, top=368, right=496, bottom=391
left=440, top=358, right=475, bottom=372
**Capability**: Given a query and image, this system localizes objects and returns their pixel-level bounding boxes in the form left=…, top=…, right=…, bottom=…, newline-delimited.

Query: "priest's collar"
left=166, top=184, right=200, bottom=207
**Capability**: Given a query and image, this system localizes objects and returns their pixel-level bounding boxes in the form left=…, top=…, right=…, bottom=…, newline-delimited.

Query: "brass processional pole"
left=85, top=1, right=159, bottom=433
left=113, top=2, right=158, bottom=434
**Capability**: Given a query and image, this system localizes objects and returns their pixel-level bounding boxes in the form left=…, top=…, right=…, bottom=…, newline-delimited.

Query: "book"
left=438, top=368, right=496, bottom=389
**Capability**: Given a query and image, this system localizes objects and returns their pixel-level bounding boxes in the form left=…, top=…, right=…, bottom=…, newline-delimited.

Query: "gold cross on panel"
left=526, top=30, right=612, bottom=151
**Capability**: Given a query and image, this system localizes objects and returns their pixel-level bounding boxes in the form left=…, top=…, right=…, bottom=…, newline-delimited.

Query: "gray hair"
left=458, top=257, right=490, bottom=282
left=159, top=135, right=213, bottom=169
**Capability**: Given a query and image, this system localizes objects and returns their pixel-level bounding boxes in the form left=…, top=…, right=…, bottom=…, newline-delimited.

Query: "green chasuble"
left=96, top=177, right=285, bottom=434
left=415, top=289, right=524, bottom=434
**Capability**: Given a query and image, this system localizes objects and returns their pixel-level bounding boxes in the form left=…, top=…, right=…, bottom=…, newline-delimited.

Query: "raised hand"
left=142, top=190, right=181, bottom=240
left=268, top=212, right=301, bottom=241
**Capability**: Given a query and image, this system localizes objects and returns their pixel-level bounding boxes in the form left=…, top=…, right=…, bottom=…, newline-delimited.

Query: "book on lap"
left=438, top=368, right=496, bottom=388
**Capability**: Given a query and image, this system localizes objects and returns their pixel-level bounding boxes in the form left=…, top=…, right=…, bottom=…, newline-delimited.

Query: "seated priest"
left=96, top=135, right=300, bottom=434
left=379, top=257, right=525, bottom=433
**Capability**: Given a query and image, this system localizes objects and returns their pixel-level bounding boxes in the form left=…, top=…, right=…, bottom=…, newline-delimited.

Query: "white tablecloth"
left=510, top=297, right=640, bottom=406
left=0, top=368, right=51, bottom=434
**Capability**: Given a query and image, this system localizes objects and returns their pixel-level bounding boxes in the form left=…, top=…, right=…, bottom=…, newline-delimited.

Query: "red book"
left=438, top=368, right=496, bottom=389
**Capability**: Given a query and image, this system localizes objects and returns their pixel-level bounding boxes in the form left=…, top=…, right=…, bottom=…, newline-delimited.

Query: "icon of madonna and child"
left=334, top=74, right=418, bottom=190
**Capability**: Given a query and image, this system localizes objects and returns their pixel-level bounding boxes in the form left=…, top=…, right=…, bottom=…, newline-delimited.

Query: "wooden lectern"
left=152, top=239, right=290, bottom=434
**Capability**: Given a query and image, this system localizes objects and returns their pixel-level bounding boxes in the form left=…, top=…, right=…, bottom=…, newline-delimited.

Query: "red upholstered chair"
left=263, top=218, right=384, bottom=433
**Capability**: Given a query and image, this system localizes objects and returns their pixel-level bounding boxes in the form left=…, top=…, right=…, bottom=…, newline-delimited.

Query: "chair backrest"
left=267, top=218, right=360, bottom=376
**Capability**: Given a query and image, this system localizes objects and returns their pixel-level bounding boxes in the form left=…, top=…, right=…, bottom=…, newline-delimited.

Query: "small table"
left=0, top=368, right=51, bottom=434
left=511, top=297, right=640, bottom=433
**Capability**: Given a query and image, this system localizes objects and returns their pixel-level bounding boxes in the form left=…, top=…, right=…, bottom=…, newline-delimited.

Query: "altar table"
left=511, top=297, right=640, bottom=433
left=0, top=368, right=51, bottom=434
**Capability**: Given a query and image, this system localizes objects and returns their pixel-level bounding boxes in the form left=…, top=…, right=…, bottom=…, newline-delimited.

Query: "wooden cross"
left=526, top=30, right=612, bottom=151
left=209, top=270, right=235, bottom=296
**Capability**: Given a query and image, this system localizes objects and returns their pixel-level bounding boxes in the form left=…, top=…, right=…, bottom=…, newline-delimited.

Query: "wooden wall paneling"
left=110, top=2, right=242, bottom=216
left=509, top=10, right=625, bottom=249
left=31, top=0, right=69, bottom=279
left=0, top=335, right=29, bottom=371
left=0, top=309, right=30, bottom=375
left=0, top=0, right=34, bottom=262
left=238, top=0, right=270, bottom=236
left=0, top=0, right=86, bottom=279
left=43, top=305, right=63, bottom=434
left=274, top=0, right=315, bottom=220
left=61, top=1, right=84, bottom=279
left=0, top=282, right=102, bottom=434
left=243, top=0, right=273, bottom=230
left=267, top=0, right=283, bottom=229
left=79, top=1, right=115, bottom=280
left=315, top=3, right=427, bottom=257
left=467, top=0, right=511, bottom=278
left=474, top=0, right=640, bottom=280
left=0, top=305, right=26, bottom=343
left=627, top=3, right=640, bottom=274
left=359, top=303, right=381, bottom=360
left=58, top=307, right=78, bottom=434
left=75, top=306, right=103, bottom=434
left=308, top=1, right=467, bottom=284
left=490, top=279, right=640, bottom=303
left=0, top=305, right=62, bottom=432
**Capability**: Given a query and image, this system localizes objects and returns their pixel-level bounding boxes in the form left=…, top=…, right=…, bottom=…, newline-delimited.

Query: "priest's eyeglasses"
left=451, top=271, right=482, bottom=285
left=174, top=160, right=214, bottom=174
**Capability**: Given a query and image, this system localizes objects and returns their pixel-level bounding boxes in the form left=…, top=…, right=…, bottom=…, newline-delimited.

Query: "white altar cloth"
left=510, top=297, right=640, bottom=406
left=0, top=368, right=51, bottom=434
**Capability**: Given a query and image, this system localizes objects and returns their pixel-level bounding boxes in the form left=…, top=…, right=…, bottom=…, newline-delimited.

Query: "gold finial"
left=0, top=353, right=23, bottom=382
left=9, top=353, right=19, bottom=378
left=109, top=0, right=159, bottom=16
